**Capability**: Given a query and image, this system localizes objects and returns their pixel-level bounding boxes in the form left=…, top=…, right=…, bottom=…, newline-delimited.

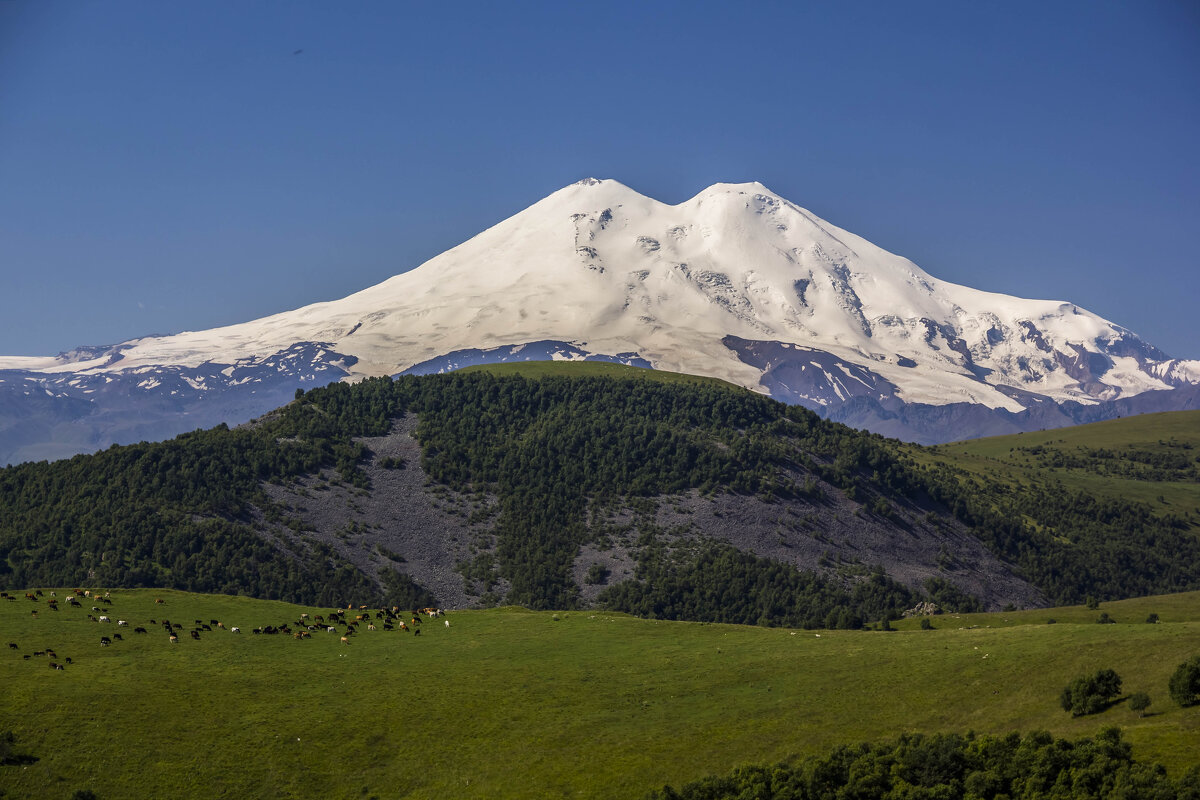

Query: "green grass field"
left=913, top=410, right=1200, bottom=517
left=2, top=589, right=1199, bottom=799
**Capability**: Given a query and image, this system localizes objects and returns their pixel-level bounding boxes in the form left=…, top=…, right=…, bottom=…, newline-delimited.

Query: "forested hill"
left=0, top=366, right=1197, bottom=622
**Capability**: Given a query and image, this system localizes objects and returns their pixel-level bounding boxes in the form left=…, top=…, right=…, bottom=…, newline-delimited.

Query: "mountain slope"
left=2, top=179, right=1197, bottom=463
left=3, top=368, right=1199, bottom=618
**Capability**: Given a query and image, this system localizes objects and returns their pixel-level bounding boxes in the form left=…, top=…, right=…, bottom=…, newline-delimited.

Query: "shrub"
left=1129, top=692, right=1151, bottom=717
left=1169, top=656, right=1200, bottom=707
left=1060, top=668, right=1122, bottom=716
left=584, top=563, right=610, bottom=585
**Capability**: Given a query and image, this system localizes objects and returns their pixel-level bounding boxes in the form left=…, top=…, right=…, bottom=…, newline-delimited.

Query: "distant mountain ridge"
left=2, top=178, right=1197, bottom=463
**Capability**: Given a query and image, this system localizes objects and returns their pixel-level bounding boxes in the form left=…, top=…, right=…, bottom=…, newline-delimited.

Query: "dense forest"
left=646, top=728, right=1200, bottom=800
left=1, top=370, right=1197, bottom=617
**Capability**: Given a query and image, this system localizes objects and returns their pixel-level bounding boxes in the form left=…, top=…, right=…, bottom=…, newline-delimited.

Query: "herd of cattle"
left=3, top=588, right=449, bottom=672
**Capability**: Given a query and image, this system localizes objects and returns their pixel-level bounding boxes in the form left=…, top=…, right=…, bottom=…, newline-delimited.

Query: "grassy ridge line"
left=916, top=409, right=1200, bottom=517
left=2, top=589, right=1198, bottom=800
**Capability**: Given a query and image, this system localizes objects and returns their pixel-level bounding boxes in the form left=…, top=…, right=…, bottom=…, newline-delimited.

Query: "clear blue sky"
left=2, top=1, right=1197, bottom=359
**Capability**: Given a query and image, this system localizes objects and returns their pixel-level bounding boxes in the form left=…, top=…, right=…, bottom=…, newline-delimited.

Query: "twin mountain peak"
left=2, top=179, right=1197, bottom=464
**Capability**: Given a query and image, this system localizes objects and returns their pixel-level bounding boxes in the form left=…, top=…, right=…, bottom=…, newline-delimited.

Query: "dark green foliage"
left=1129, top=692, right=1151, bottom=716
left=646, top=729, right=1184, bottom=800
left=1169, top=655, right=1200, bottom=707
left=919, top=617, right=934, bottom=630
left=599, top=543, right=915, bottom=629
left=1147, top=612, right=1160, bottom=624
left=377, top=456, right=406, bottom=470
left=584, top=563, right=610, bottom=585
left=378, top=569, right=438, bottom=610
left=1097, top=612, right=1114, bottom=624
left=923, top=576, right=983, bottom=613
left=70, top=792, right=99, bottom=800
left=1060, top=668, right=1122, bottom=716
left=920, top=460, right=1200, bottom=604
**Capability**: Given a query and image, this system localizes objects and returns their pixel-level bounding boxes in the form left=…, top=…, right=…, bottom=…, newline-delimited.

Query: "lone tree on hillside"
left=1169, top=656, right=1200, bottom=707
left=1060, top=668, right=1123, bottom=716
left=1129, top=692, right=1151, bottom=717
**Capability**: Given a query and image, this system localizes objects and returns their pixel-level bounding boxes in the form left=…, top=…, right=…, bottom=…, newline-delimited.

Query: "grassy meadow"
left=2, top=589, right=1199, bottom=799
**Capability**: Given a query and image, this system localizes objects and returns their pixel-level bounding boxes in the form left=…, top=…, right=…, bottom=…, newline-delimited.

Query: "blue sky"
left=2, top=1, right=1197, bottom=358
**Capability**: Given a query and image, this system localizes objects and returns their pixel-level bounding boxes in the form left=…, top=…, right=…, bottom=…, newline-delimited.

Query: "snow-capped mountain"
left=2, top=178, right=1197, bottom=464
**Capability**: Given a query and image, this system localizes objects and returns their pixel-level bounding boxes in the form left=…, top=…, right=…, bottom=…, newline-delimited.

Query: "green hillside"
left=922, top=410, right=1200, bottom=516
left=2, top=588, right=1198, bottom=799
left=902, top=409, right=1200, bottom=605
left=2, top=370, right=1199, bottom=617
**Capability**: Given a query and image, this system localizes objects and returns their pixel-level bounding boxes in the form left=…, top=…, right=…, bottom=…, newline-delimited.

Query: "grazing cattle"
left=170, top=634, right=178, bottom=643
left=98, top=616, right=110, bottom=623
left=217, top=622, right=224, bottom=629
left=210, top=619, right=219, bottom=626
left=7, top=643, right=16, bottom=649
left=100, top=637, right=111, bottom=646
left=367, top=624, right=377, bottom=631
left=155, top=598, right=164, bottom=604
left=45, top=650, right=56, bottom=658
left=35, top=589, right=43, bottom=596
left=134, top=627, right=147, bottom=634
left=327, top=627, right=336, bottom=633
left=190, top=630, right=200, bottom=640
left=64, top=657, right=72, bottom=664
left=23, top=655, right=30, bottom=660
left=33, top=651, right=44, bottom=657
left=201, top=624, right=212, bottom=631
left=445, top=620, right=450, bottom=627
left=398, top=622, right=408, bottom=631
left=49, top=662, right=62, bottom=670
left=231, top=627, right=240, bottom=633
left=340, top=636, right=350, bottom=645
left=113, top=633, right=122, bottom=641
left=413, top=628, right=420, bottom=636
left=25, top=593, right=36, bottom=601
left=117, top=620, right=128, bottom=626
